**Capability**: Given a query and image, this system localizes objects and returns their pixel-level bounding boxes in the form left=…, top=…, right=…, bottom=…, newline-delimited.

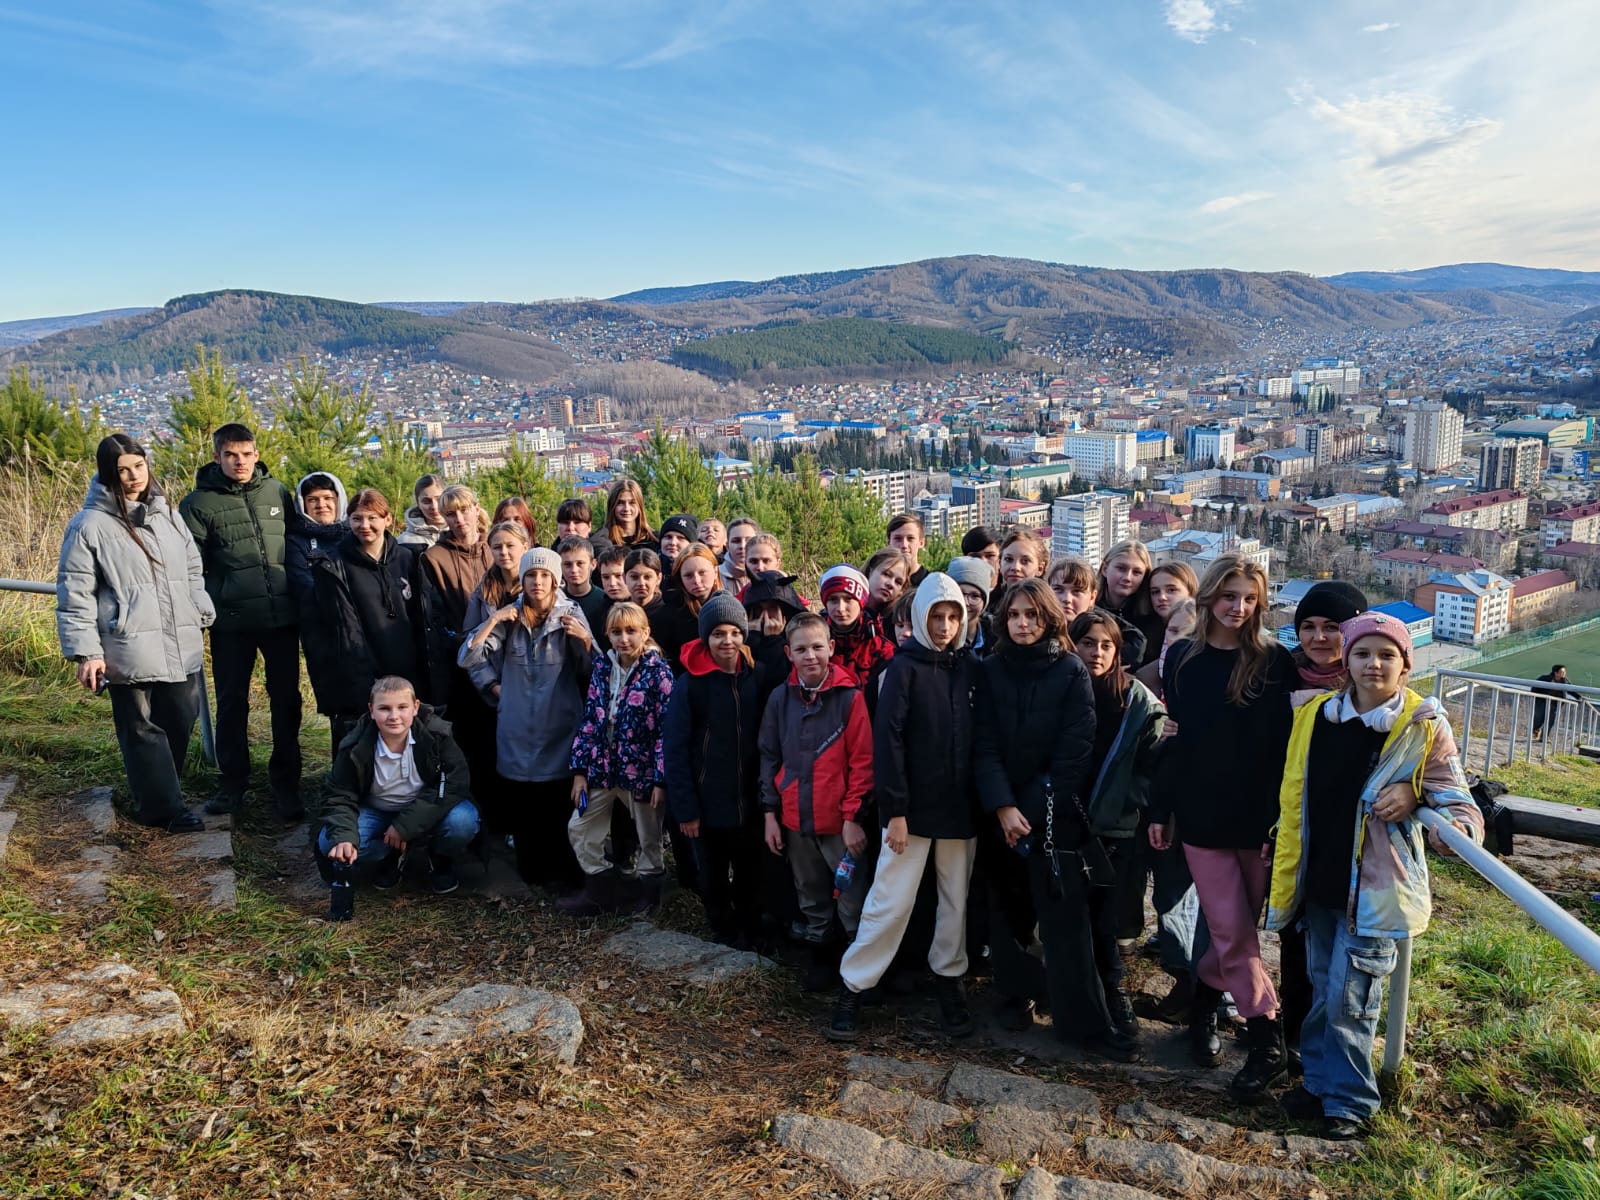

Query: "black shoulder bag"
left=1042, top=778, right=1117, bottom=897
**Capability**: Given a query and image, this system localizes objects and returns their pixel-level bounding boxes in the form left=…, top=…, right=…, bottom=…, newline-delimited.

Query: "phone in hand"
left=577, top=787, right=588, bottom=815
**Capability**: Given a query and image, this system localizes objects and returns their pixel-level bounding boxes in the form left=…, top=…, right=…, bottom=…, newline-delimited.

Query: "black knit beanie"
left=1293, top=580, right=1368, bottom=629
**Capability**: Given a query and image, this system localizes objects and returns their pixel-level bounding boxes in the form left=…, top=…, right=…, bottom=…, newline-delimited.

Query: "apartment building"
left=1420, top=488, right=1528, bottom=535
left=1541, top=499, right=1600, bottom=548
left=1415, top=569, right=1513, bottom=645
left=1051, top=491, right=1130, bottom=564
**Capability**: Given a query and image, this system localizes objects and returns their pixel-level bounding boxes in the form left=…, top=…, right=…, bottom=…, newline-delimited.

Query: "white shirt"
left=369, top=730, right=421, bottom=812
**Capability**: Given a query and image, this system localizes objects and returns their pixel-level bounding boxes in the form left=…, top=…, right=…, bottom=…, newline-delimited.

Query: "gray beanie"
left=946, top=556, right=993, bottom=603
left=697, top=591, right=749, bottom=641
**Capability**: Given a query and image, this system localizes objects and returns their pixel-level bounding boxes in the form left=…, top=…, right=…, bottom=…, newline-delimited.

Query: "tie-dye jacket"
left=1267, top=688, right=1483, bottom=940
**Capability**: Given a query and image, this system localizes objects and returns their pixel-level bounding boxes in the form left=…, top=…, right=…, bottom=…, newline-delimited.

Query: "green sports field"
left=1477, top=622, right=1600, bottom=688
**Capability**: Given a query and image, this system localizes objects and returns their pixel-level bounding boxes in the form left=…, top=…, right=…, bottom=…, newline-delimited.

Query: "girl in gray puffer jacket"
left=57, top=434, right=216, bottom=831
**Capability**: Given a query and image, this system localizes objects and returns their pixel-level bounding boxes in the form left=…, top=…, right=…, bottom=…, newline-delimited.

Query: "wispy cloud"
left=1361, top=22, right=1398, bottom=33
left=1163, top=0, right=1224, bottom=43
left=1199, top=191, right=1273, bottom=214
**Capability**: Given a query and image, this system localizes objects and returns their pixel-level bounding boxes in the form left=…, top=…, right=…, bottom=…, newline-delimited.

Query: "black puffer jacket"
left=178, top=462, right=295, bottom=632
left=873, top=640, right=978, bottom=839
left=303, top=533, right=425, bottom=716
left=973, top=639, right=1097, bottom=848
left=662, top=641, right=767, bottom=829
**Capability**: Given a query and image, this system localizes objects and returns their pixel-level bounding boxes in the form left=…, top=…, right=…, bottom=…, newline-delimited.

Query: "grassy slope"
left=2, top=671, right=1599, bottom=1196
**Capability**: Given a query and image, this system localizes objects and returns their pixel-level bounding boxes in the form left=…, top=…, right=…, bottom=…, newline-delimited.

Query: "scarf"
left=1296, top=651, right=1347, bottom=692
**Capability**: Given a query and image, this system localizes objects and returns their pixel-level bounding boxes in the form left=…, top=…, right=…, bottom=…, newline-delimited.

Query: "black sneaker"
left=1279, top=1085, right=1324, bottom=1121
left=1323, top=1116, right=1365, bottom=1141
left=995, top=995, right=1036, bottom=1033
left=934, top=976, right=975, bottom=1038
left=828, top=985, right=863, bottom=1042
left=372, top=858, right=402, bottom=890
left=1072, top=1029, right=1142, bottom=1063
left=204, top=790, right=242, bottom=816
left=165, top=808, right=205, bottom=833
left=428, top=856, right=460, bottom=895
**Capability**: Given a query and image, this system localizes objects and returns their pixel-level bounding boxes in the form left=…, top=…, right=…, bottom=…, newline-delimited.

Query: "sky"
left=2, top=0, right=1598, bottom=320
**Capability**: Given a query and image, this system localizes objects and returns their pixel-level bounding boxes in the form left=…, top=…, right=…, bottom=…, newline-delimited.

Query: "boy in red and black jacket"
left=759, top=611, right=874, bottom=989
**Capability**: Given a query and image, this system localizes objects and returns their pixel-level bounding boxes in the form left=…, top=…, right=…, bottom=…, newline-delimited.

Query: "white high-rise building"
left=1059, top=430, right=1137, bottom=481
left=1403, top=403, right=1465, bottom=472
left=1185, top=423, right=1236, bottom=468
left=1480, top=437, right=1542, bottom=493
left=951, top=478, right=1002, bottom=529
left=1051, top=492, right=1130, bottom=565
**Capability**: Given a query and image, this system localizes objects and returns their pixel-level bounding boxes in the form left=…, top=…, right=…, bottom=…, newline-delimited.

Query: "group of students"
left=57, top=426, right=1484, bottom=1140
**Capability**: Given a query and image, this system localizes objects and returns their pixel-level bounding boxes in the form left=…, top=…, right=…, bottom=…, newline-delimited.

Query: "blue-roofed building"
left=1371, top=601, right=1434, bottom=648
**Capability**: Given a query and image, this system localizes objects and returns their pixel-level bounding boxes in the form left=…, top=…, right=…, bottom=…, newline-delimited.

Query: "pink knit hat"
left=1339, top=610, right=1414, bottom=668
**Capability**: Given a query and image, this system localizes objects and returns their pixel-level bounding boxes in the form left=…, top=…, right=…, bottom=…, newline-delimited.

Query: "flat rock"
left=837, top=1079, right=964, bottom=1143
left=65, top=845, right=117, bottom=904
left=53, top=990, right=185, bottom=1048
left=1116, top=1098, right=1237, bottom=1143
left=401, top=984, right=583, bottom=1064
left=0, top=810, right=16, bottom=860
left=76, top=786, right=114, bottom=836
left=1014, top=1166, right=1164, bottom=1200
left=773, top=1112, right=1004, bottom=1200
left=1085, top=1136, right=1326, bottom=1197
left=1245, top=1129, right=1364, bottom=1162
left=945, top=1063, right=1101, bottom=1126
left=0, top=774, right=15, bottom=808
left=203, top=870, right=238, bottom=910
left=845, top=1053, right=948, bottom=1096
left=171, top=831, right=233, bottom=861
left=602, top=921, right=770, bottom=985
left=0, top=962, right=186, bottom=1047
left=974, top=1103, right=1076, bottom=1161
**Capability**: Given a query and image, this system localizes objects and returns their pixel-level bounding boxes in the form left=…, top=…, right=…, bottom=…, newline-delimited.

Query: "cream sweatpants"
left=839, top=834, right=976, bottom=994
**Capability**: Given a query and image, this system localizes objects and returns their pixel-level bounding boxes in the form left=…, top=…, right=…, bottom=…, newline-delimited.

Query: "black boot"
left=557, top=870, right=617, bottom=917
left=1151, top=970, right=1194, bottom=1022
left=634, top=873, right=665, bottom=914
left=1107, top=987, right=1139, bottom=1037
left=801, top=941, right=842, bottom=993
left=1230, top=1015, right=1288, bottom=1103
left=1189, top=982, right=1223, bottom=1068
left=827, top=984, right=863, bottom=1042
left=934, top=975, right=975, bottom=1038
left=994, top=995, right=1036, bottom=1033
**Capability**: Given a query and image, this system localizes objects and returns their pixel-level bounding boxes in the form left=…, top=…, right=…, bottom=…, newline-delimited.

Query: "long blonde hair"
left=1098, top=539, right=1154, bottom=617
left=480, top=520, right=531, bottom=610
left=1182, top=553, right=1272, bottom=705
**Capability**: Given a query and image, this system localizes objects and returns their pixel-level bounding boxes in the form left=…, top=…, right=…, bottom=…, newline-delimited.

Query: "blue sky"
left=2, top=0, right=1596, bottom=320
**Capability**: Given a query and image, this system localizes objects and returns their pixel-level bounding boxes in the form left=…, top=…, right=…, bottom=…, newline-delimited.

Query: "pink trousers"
left=1184, top=845, right=1279, bottom=1020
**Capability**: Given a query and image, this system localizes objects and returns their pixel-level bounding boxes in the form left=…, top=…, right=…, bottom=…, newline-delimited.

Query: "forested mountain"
left=2, top=291, right=572, bottom=394
left=0, top=308, right=153, bottom=348
left=1325, top=263, right=1600, bottom=292
left=670, top=318, right=1014, bottom=378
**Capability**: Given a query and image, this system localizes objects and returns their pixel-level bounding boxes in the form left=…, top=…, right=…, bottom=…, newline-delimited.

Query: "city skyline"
left=3, top=1, right=1597, bottom=322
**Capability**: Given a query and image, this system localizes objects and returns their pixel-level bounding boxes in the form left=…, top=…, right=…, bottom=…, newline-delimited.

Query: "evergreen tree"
left=157, top=346, right=259, bottom=486
left=1382, top=464, right=1403, bottom=498
left=628, top=421, right=717, bottom=522
left=352, top=418, right=436, bottom=513
left=269, top=357, right=374, bottom=484
left=0, top=368, right=103, bottom=467
left=479, top=440, right=571, bottom=541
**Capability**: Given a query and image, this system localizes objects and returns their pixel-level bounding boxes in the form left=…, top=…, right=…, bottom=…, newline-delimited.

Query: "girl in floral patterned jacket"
left=561, top=602, right=675, bottom=916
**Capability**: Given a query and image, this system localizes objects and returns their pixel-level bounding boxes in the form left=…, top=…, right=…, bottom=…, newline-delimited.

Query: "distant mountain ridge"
left=1324, top=262, right=1600, bottom=292
left=0, top=307, right=154, bottom=348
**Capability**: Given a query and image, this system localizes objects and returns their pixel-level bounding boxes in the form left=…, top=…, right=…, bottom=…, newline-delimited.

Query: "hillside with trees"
left=670, top=318, right=1013, bottom=378
left=2, top=291, right=573, bottom=396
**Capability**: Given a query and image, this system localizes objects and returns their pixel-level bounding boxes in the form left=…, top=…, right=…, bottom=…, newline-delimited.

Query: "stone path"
left=774, top=1053, right=1355, bottom=1199
left=0, top=961, right=185, bottom=1048
left=602, top=920, right=772, bottom=985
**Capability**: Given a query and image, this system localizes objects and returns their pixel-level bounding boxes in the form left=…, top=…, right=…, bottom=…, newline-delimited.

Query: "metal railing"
left=1381, top=807, right=1600, bottom=1087
left=0, top=577, right=216, bottom=764
left=1431, top=668, right=1600, bottom=775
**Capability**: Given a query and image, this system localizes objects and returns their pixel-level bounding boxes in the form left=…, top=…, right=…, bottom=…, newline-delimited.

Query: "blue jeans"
left=1301, top=902, right=1399, bottom=1122
left=318, top=800, right=481, bottom=864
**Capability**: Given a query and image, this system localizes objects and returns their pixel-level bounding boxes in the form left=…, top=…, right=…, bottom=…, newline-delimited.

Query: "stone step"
left=602, top=920, right=772, bottom=985
left=1013, top=1165, right=1164, bottom=1200
left=1084, top=1135, right=1326, bottom=1198
left=837, top=1079, right=965, bottom=1143
left=1116, top=1098, right=1361, bottom=1162
left=774, top=1112, right=1006, bottom=1200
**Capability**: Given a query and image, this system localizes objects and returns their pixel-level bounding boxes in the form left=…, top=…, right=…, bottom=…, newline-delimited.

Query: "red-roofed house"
left=1541, top=500, right=1600, bottom=549
left=1373, top=548, right=1485, bottom=593
left=1511, top=569, right=1576, bottom=622
left=1420, top=488, right=1528, bottom=535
